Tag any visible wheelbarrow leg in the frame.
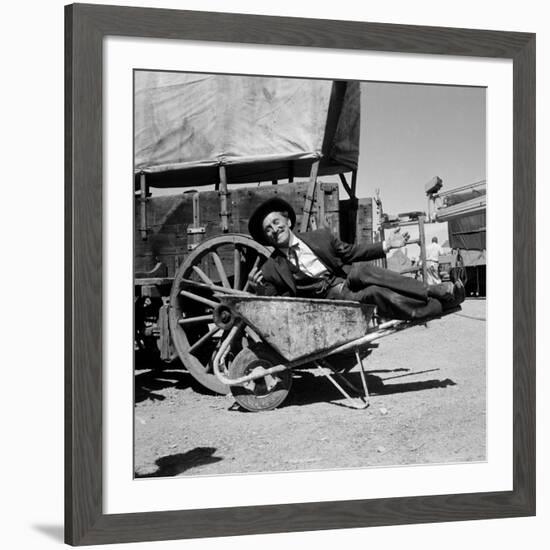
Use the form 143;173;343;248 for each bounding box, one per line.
355;349;371;403
318;359;365;396
315;359;369;410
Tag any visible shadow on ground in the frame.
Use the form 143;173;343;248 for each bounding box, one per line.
284;369;456;408
135;447;223;478
135;364;217;403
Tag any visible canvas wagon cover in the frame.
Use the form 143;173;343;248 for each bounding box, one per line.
134;71;359;187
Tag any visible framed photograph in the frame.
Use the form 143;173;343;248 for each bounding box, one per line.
65;3;535;546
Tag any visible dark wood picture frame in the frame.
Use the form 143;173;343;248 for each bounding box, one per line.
65;3;536;546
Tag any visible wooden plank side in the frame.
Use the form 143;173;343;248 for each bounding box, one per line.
158;304;173;361
135;181;341;279
356;198;374;244
134;193;195;276
315;181;340;234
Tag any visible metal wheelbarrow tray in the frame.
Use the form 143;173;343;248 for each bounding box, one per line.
218;295;375;362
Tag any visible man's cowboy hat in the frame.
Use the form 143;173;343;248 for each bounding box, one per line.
248;197;296;245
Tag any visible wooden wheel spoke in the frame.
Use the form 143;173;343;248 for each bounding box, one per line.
245;326;262;343
192;265;214;286
178;314;213;326
233;247;242;290
210;251;231;288
181;278;249;296
188;326;220;354
179;289;218;308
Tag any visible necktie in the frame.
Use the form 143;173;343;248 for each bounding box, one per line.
288;245;300;269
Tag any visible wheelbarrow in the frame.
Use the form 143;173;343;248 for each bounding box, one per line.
211;295;412;412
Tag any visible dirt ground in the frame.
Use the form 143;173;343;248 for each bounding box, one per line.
134;299;486;478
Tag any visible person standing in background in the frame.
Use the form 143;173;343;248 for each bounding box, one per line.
425;236;451;285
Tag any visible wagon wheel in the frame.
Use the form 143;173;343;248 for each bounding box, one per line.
169;234;270;394
229;343;292;412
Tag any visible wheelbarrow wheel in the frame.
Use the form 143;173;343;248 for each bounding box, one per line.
169;234;270;395
229;344;292;412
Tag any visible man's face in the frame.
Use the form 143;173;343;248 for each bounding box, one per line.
261;211;292;248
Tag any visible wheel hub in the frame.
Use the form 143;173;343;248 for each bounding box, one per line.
243;365;278;394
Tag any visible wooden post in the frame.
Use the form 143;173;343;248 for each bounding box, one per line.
185;192;205;252
158;304;172;361
375;189;387;269
218;165;229;233
318;183;326;229
351;169;358;198
418;215;428;283
299;159;320;232
338;173;353;198
192;192;200;227
139;172;148;240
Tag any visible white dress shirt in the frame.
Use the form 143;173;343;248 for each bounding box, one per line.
426;242;450;262
282;233;329;278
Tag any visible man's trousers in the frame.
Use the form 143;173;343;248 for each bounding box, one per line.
326;263;443;320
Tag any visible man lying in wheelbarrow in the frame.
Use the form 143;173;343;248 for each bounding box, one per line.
247;198;464;321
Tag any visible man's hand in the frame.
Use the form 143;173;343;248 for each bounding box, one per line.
247;266;264;292
384;227;410;251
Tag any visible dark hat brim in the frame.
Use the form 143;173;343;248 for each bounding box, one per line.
248;197;296;245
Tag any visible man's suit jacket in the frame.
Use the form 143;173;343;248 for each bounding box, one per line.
257;228;386;296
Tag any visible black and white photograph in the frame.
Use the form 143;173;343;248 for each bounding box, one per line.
133;70;487;478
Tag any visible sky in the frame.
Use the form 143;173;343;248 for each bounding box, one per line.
358;81;486;214
356;81;486;256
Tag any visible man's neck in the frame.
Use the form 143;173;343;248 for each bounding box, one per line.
278;231;298;253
